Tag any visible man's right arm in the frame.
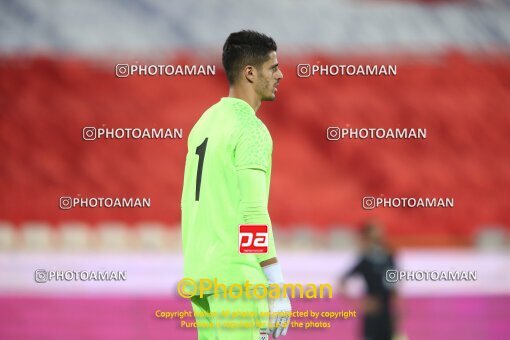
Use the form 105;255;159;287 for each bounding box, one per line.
237;168;277;263
237;168;290;338
234;121;290;338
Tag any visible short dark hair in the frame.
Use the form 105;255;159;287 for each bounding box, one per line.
222;30;277;85
360;220;379;237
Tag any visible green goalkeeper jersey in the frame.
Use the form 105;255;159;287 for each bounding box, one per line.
181;97;277;293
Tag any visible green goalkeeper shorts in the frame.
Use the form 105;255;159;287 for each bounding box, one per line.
190;293;269;340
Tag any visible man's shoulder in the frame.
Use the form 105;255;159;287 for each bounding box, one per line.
197;98;271;141
200;98;251;124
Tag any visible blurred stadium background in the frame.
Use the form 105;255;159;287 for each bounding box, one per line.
1;0;510;339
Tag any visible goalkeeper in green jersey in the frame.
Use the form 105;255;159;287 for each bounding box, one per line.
181;30;290;339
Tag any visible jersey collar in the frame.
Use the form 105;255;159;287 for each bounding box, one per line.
221;97;256;115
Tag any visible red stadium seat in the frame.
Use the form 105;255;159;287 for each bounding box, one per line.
1;54;509;245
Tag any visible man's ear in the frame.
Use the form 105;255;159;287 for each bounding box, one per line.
243;65;257;83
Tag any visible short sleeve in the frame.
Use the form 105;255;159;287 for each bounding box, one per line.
234;117;272;172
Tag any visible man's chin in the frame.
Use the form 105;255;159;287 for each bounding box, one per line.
261;93;277;101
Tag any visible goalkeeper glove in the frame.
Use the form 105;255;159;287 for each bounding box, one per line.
262;262;291;338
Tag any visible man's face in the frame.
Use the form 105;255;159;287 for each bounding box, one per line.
254;51;283;101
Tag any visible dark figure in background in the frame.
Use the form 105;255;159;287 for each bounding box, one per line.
340;222;398;340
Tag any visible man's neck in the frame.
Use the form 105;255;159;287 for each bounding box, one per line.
228;87;261;113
